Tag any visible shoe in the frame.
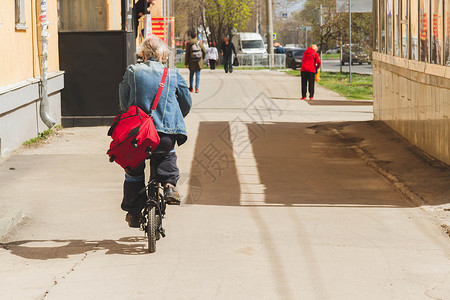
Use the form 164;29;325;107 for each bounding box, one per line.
301;97;307;100
189;87;193;92
195;89;199;93
230;70;233;73
125;213;141;228
164;184;181;205
309;97;314;100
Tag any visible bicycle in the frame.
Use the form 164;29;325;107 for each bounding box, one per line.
139;152;168;253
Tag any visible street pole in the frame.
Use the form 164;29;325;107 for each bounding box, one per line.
256;1;260;34
305;29;308;47
320;4;323;72
169;0;175;68
266;0;274;69
349;0;352;83
340;37;343;73
143;0;152;39
163;0;167;62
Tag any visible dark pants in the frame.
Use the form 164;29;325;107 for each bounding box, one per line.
121;134;179;214
209;59;216;70
301;71;316;98
189;70;200;90
223;56;233;73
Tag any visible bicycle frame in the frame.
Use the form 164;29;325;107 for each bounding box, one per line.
142;155;166;252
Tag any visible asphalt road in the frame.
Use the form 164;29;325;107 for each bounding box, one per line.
321;59;373;75
0;69;449;299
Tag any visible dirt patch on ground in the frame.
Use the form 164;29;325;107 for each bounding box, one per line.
22;127;66;150
0;127;66;165
313;121;450;237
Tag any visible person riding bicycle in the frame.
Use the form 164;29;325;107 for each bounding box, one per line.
119;35;192;228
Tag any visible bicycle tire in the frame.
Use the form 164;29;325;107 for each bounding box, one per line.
147;206;157;253
155;215;161;241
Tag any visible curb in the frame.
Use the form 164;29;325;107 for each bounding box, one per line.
0;208;24;238
332;126;450;238
330;128;426;207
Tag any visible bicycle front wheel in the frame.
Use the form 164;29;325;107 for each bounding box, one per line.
147;206;157;253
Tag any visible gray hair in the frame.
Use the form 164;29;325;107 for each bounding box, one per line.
138;35;172;61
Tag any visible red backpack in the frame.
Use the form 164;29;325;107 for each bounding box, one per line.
107;67;168;171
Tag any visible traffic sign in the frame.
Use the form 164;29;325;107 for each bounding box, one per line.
301;26;312;31
273;33;277;40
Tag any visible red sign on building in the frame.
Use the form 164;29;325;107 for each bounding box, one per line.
151;17;174;45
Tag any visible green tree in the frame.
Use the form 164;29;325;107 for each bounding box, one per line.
298;0;372;51
200;0;253;46
174;0;203;48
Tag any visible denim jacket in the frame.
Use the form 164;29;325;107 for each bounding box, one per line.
119;59;192;145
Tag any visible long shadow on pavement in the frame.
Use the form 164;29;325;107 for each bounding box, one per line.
1;236;149;259
185;121;450;207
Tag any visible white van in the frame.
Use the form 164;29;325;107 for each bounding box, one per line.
232;32;267;54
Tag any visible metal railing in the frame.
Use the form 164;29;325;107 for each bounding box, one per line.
176;53;185;64
175;53;287;69
234;54;286;69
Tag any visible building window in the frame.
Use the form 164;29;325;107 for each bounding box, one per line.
387;0;394;54
401;0;409;58
381;0;386;52
15;0;28;30
411;0;419;59
419;0;430;62
374;0;379;51
58;0;122;31
394;0;401;56
431;0;443;64
446;0;450;65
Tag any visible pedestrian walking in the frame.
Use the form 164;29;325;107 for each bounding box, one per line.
220;37;237;73
185;32;206;93
207;42;219;70
118;35;192;227
300;44;321;100
274;42;285;54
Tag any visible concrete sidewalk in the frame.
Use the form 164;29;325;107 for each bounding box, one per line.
0;69;449;299
0;207;23;237
1;68;447;238
0;69;364;238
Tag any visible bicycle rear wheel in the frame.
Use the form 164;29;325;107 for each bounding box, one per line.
147;206;157;253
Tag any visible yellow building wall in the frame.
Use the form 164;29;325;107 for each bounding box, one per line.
151;1;163;17
0;0;60;87
0;1;34;86
373;52;450;165
106;0;123;30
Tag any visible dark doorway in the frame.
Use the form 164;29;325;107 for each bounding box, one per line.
58;0;136;127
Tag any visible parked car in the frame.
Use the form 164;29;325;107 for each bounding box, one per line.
326;46;340;54
341;45;371;65
285;48;307;70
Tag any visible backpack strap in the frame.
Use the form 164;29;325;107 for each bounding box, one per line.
108;67;168;136
150;67;168;113
107;113;122;136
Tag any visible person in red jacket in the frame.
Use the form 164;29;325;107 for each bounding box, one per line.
300;44;321;100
